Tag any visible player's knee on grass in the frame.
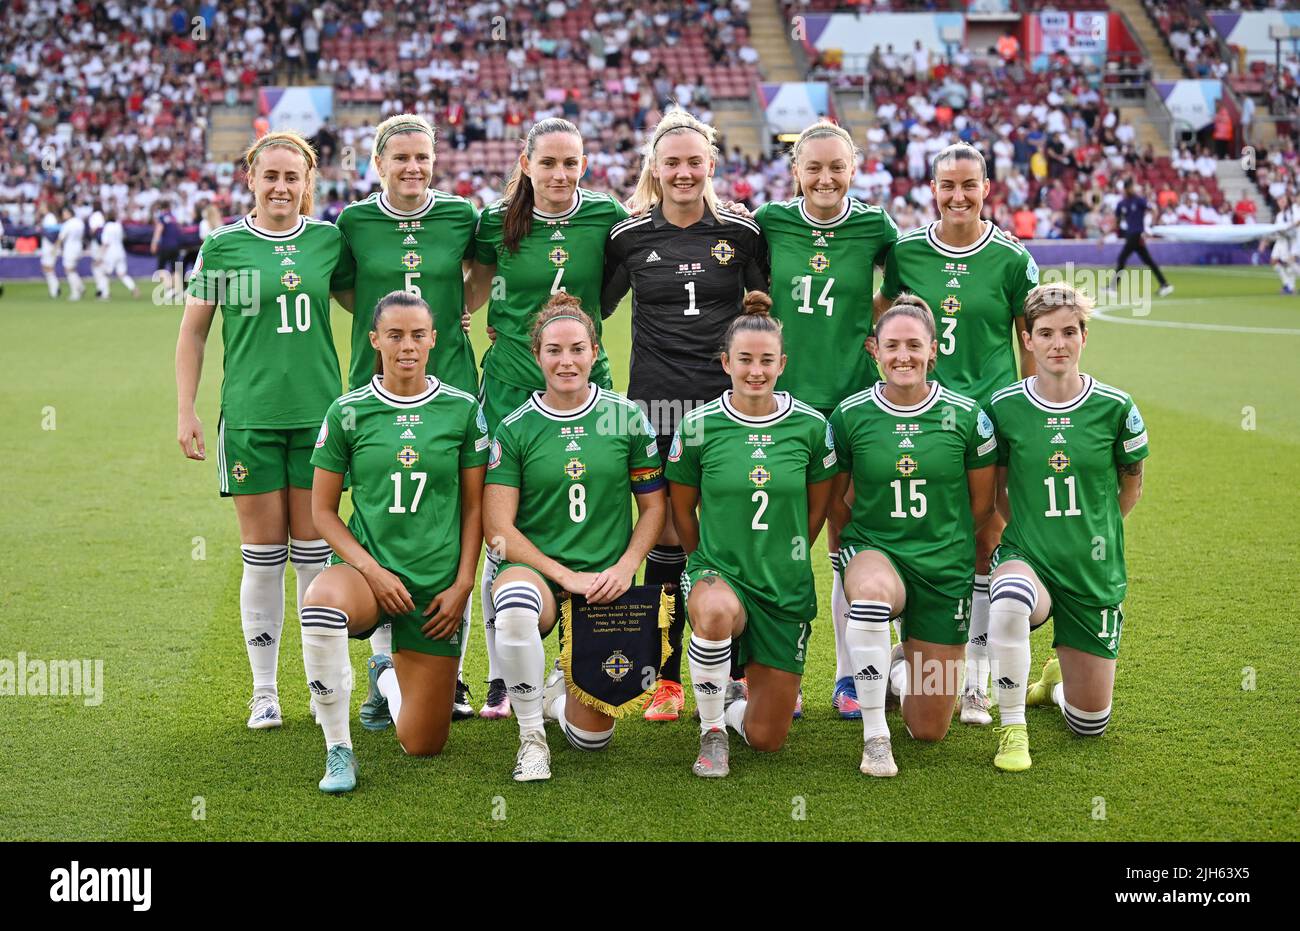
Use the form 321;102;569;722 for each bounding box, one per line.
742;715;791;753
397;726;449;757
903;701;953;743
1061;696;1111;737
560;709;614;751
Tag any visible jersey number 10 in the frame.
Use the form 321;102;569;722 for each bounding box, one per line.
276;293;311;333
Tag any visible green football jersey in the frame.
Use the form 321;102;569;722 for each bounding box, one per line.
334;190;479;393
666;391;838;625
880;221;1038;406
830;381;997;593
474;188;628;392
310;375;490;593
988;375;1150;605
755;196;898;410
485;385;664;573
187;216;346;429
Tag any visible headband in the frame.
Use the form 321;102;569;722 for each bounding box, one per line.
247;136;313;169
653;122;714;150
539;314;587;330
375;120;436;156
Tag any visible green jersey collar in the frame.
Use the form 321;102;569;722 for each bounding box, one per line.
370;374;442;408
720;390;793;426
529;382;599;420
925;220;994;258
870;381;941;416
1023;374;1095;413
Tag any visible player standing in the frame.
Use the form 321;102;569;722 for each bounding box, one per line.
1269;194;1300;295
303;291;488;792
828;296;997;776
57;207;86;302
668;308;836;776
466;118;630;720
755;120;900;720
333;113;482;718
482;296;666;781
985;283;1148;771
176;130;348;728
152;200;184;301
602;108;769;723
879;142;1038;725
95;211;139;298
87;204;106;301
40;208;61;299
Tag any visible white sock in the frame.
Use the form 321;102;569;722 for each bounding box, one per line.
1285;263;1298;290
300;606;351;748
92;265;108;297
889;647;907;700
371;623;392;657
965;573;991;693
377;667;402;727
120;273;137;292
291;538;341;691
240;544;288;695
687;635;731;732
560;702;614;751
45;270;59;297
724;697;749;744
1057;684;1112;737
847;600;892;740
493;581;546;736
829;552;853;681
482;552;502;682
67;269;84;298
988;575;1035;726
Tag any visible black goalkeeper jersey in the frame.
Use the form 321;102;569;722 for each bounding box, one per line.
602;204;768;438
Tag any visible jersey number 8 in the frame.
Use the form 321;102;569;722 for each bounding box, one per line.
568;483;586;522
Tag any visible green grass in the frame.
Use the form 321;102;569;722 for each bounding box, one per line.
1;268;1297;840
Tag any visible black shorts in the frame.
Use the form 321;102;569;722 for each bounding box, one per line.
157;249;180;270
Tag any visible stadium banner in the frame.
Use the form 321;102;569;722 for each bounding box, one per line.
1155;80;1223;132
1208;10;1300;64
558;585;672;718
1025;11;1108;70
759;83;834;136
1150;222;1285;245
258;87;334;138
800;13;965;58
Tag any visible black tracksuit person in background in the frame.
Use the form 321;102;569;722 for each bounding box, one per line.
1113;181;1173;297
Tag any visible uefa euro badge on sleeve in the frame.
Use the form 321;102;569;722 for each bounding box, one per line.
558;584;673;718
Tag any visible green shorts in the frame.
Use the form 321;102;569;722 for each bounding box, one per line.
478;375;535;438
326;555;468;658
839;544;971;646
992;545;1124;660
682;567;811;676
217;415;316;496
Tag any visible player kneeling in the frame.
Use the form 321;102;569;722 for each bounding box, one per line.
667;307;835;777
985;283;1148;771
482;295;666;782
828;296;997;776
303;292;489;792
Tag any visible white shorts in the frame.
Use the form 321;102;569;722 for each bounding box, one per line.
40;241;58;266
1272;239;1294;264
102;250;127;277
62;249;83;270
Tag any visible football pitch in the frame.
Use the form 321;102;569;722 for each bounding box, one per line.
1;267;1297;841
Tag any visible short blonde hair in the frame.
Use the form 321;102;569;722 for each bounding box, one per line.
627;108;721;219
1023;283;1093;331
789;121;859;197
371;113;437;188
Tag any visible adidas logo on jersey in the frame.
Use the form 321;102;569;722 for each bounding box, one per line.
645;250;661;263
565;439;581;452
400;428;416;439
813;235;828;247
1050;432;1066;444
550;229;565;241
898;437;914;449
855;666;883;682
246;632;274;647
751;447;766;459
946;277;960;288
281;256;295;266
402;234;417;245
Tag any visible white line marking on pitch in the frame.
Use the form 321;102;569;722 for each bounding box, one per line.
1093;303;1300;335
